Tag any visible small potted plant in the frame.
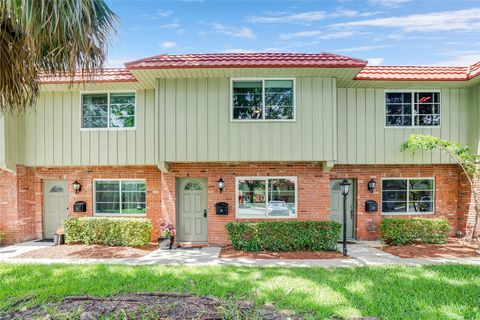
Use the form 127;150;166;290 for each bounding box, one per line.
158;223;175;250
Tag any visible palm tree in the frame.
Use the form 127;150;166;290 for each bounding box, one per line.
0;0;118;114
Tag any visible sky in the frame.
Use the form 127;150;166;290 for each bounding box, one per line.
105;0;480;67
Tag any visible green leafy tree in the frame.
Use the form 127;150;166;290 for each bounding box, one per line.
0;0;118;114
401;134;480;240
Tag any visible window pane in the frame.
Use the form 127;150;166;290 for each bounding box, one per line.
95;181;119;191
232;81;263;120
386;92;411;104
382;201;407;213
122;191;146;203
121;181;146;191
267;178;296;216
265;80;294;120
96;191;120;203
382;180;407;190
414;92;440;126
237;179;266;217
382;190;407;201
110;93;135;128
409;201;433;212
122;203;146;214
82;94;108;128
96;203;120;214
409;190;433;201
409;179;434;190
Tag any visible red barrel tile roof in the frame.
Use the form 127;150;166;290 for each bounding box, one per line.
39;68;136;84
355;62;480;81
125;52;368;69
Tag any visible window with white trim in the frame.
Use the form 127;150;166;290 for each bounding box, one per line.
382;178;434;214
82;93;135;129
236;177;296;218
94;180;146;215
232;79;295;120
385;91;440;127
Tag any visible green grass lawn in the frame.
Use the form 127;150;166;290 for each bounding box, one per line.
1;263;479;319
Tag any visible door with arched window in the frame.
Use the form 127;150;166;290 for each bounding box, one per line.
330;179;355;239
177;178;208;242
43;180;68;239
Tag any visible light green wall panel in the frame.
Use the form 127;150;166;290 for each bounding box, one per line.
336;88;470;164
468;85;480;154
157;77;337;162
22;89;156;166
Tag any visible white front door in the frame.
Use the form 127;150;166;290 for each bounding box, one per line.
330;179;355;239
43;180;68;239
177;178;208;242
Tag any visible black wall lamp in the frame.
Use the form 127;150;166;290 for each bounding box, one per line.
367;179;376;193
72;180;82;194
217;177;225;193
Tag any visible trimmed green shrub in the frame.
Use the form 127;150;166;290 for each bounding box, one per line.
65;217;152;247
225;221;341;252
381;218;450;246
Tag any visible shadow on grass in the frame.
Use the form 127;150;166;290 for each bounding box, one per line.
0;264;479;319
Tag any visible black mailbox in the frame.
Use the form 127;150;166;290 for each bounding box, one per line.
365;200;378;212
73;201;87;212
215;202;229;215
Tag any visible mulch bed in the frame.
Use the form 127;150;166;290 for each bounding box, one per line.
16;244;157;259
1;292;300;320
380;238;480;258
219;246;345;259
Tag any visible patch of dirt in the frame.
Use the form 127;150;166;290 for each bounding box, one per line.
380;238;480;258
1;292;300;320
219;246;346;259
16;244;157;259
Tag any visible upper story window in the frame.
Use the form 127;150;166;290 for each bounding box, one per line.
81;92;136;129
231;79;295;121
385;91;440;127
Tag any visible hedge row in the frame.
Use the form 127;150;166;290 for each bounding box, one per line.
65;217;152;247
381;218;450;245
225;221;341;252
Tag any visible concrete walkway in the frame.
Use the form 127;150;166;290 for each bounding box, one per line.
1;240;480;267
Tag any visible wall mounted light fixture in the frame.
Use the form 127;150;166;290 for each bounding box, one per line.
217;177;225;193
367;179;376;193
72;180;82;194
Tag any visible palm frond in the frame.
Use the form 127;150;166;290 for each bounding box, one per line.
0;0;118;114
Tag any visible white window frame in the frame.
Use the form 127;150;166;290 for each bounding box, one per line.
93;179;146;217
381;177;435;215
384;90;441;129
230;78;296;122
235;176;298;219
80;91;137;131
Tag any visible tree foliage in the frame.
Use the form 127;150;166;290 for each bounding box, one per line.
0;0;118;114
402;134;480;239
401;134;480;176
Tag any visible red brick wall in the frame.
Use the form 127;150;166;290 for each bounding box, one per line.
1;162;472;245
457;172;480;238
331;164;462;240
162;162;329;245
0;168;19;244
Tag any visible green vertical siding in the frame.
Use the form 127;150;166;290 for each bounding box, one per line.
157;77;337;162
22;89;156;166
336;88;470;164
468;85;480;153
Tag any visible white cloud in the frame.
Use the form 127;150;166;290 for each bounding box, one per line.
159;23;181;29
367;57;384;66
331;8;480;32
208;23;255;39
368;0;413;8
247;9;378;24
160;41;177;49
337;45;389;52
156;10;173;18
433;50;480;66
247;11;327;24
280;30;357;40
